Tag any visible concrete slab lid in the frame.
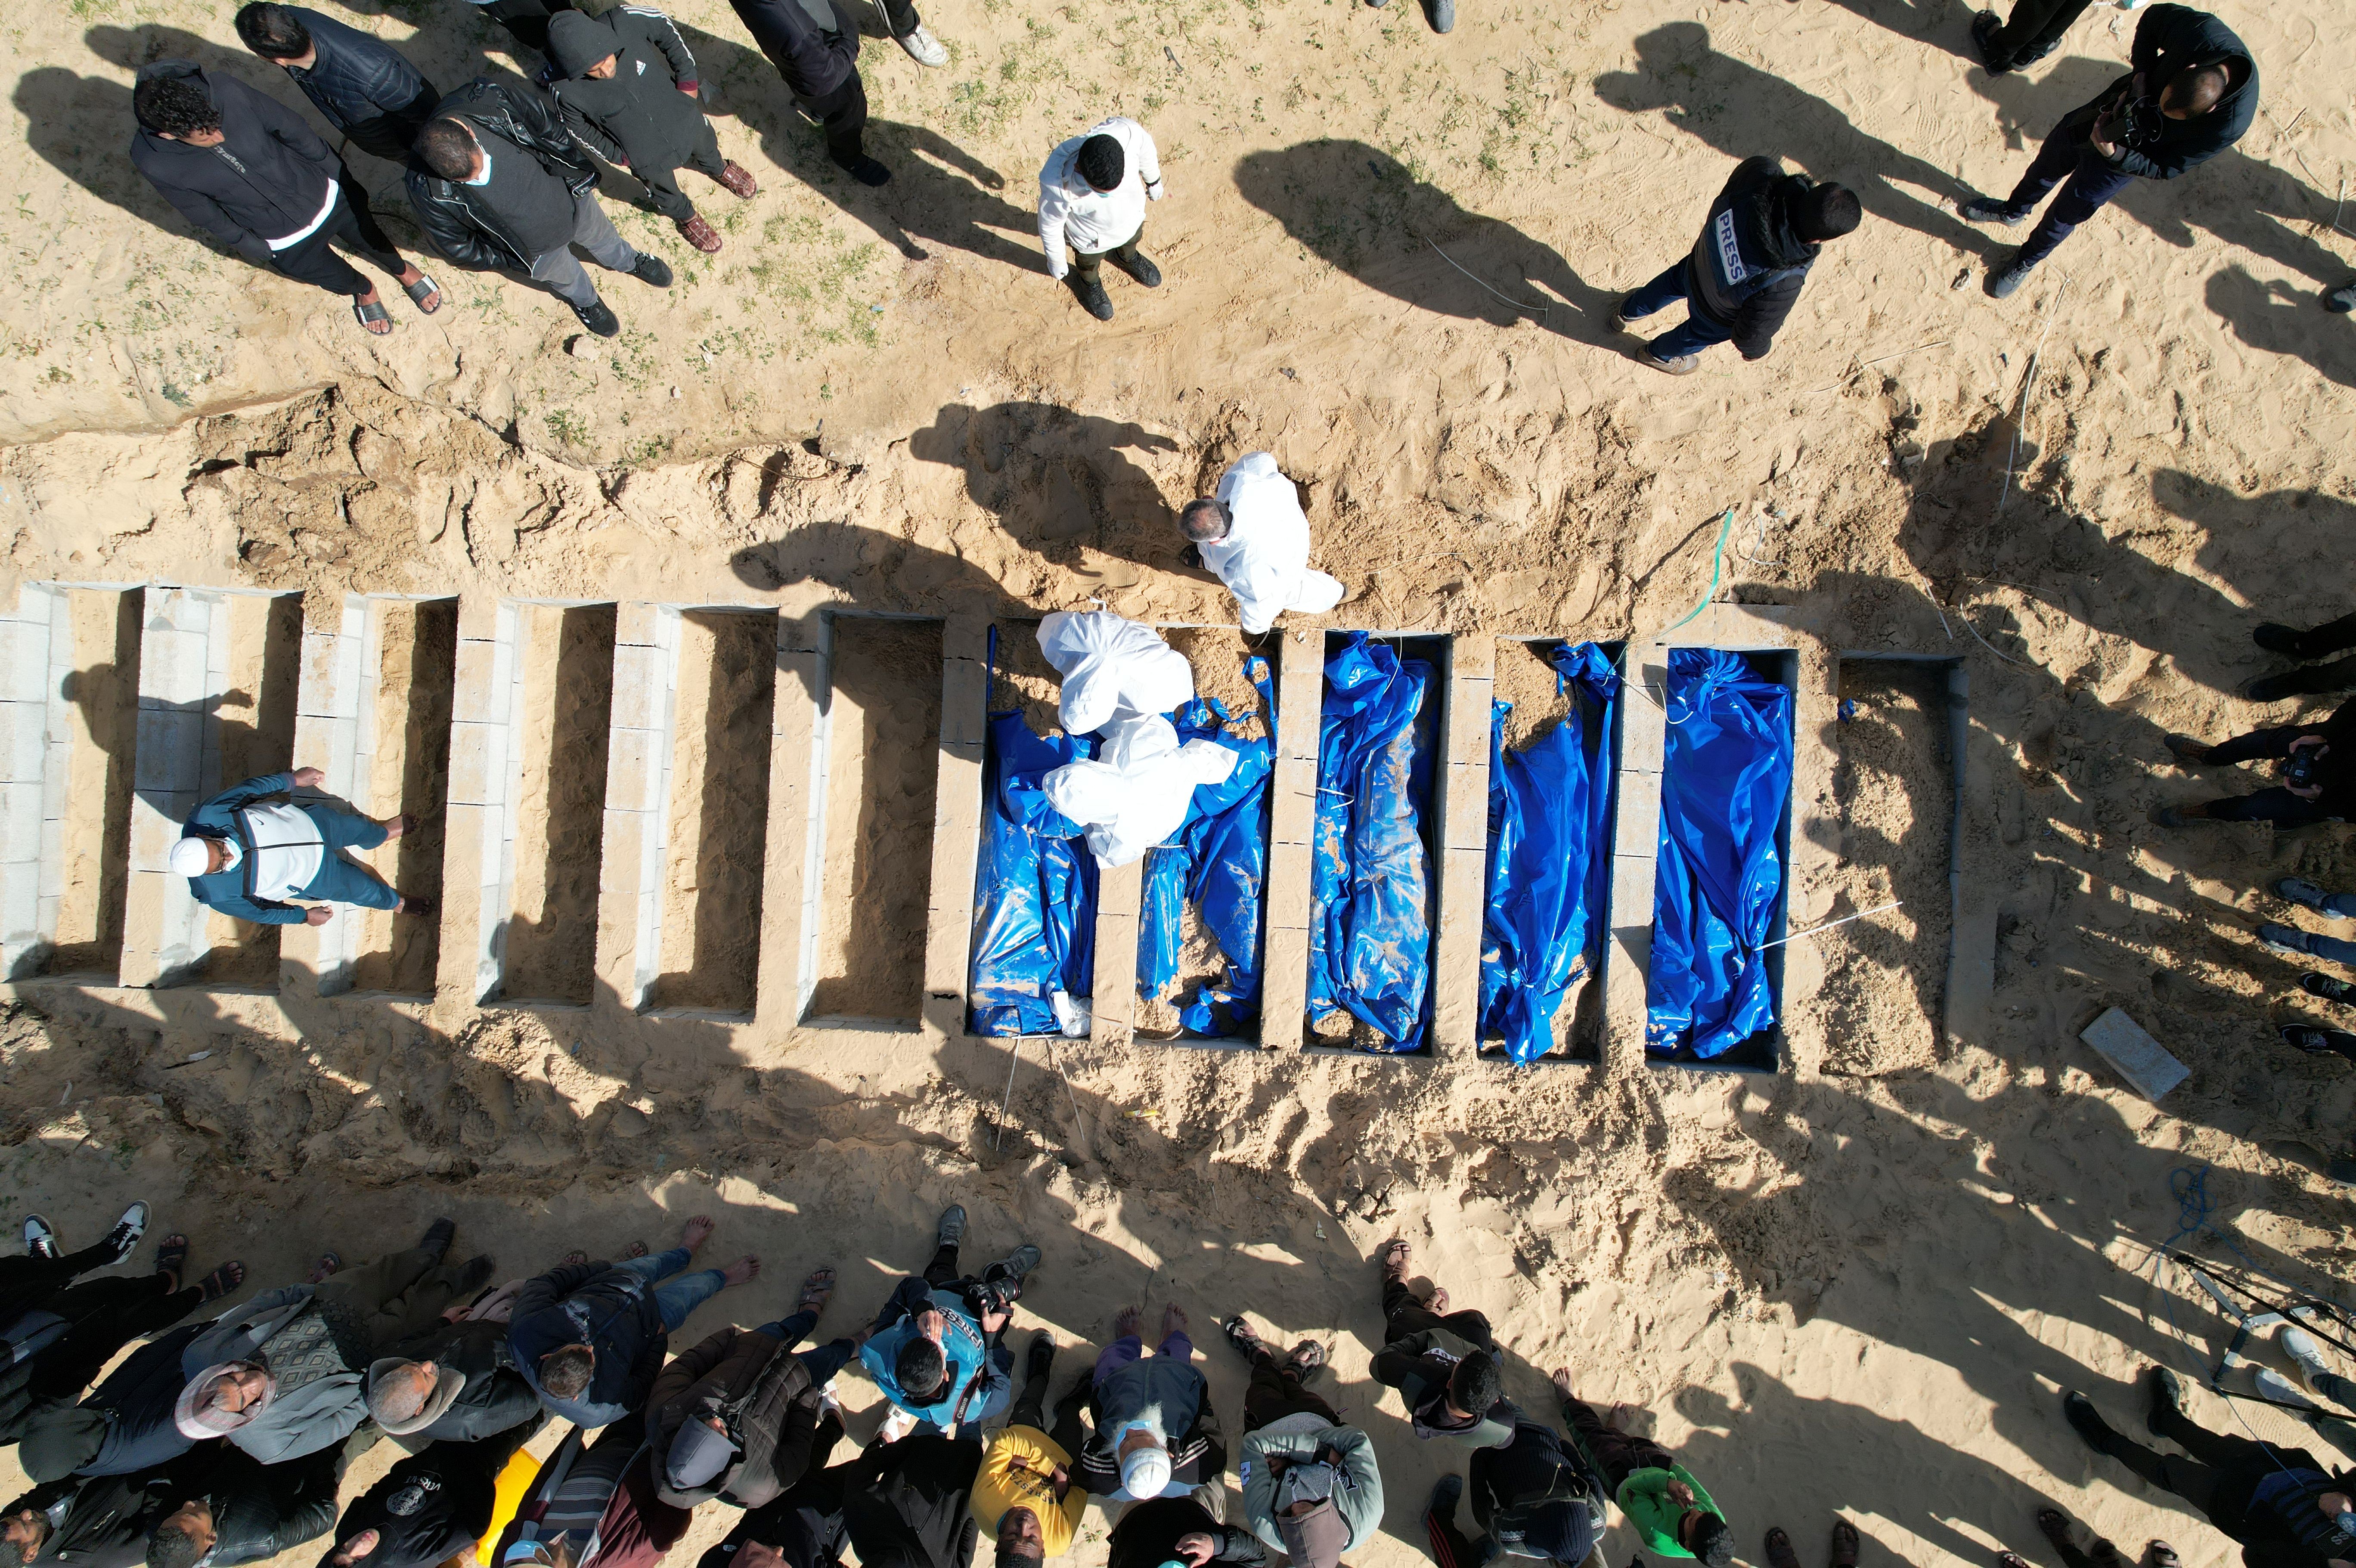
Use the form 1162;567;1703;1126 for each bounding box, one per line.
2079;1006;2190;1102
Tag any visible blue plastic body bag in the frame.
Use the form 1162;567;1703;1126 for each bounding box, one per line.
968;710;1099;1036
1480;642;1621;1063
1308;633;1439;1050
1644;647;1793;1060
1137;659;1277;1038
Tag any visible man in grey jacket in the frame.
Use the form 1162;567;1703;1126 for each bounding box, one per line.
544;7;756;253
128;61;440;335
1240;1420;1382;1568
407;78;673;339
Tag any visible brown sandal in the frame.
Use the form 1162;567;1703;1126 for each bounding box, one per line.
1380;1239;1410;1281
1764;1528;1802;1568
799;1266;837;1313
1831;1519;1860;1568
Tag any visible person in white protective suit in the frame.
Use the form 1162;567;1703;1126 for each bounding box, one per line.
1044;714;1236;868
1178;452;1347;637
1035;610;1195;737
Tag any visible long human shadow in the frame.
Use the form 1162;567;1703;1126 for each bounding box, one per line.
1593;22;1987;256
905;401;1187;578
2145;471;2356;668
2205;266;2356;391
16;68;183;234
1232;139;1621;343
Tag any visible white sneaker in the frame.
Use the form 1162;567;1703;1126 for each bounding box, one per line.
878;1407;918;1444
896;23;947;65
2257;1366;2318;1409
2280;1323;2334;1384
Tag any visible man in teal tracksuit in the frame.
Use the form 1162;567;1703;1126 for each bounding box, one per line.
167;768;430;926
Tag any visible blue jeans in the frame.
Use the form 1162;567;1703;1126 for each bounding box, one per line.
1621;262;1735;360
296;806;399;910
614;1248;725;1330
2000;118;2136;271
757;1308;859;1385
2305;929;2356;967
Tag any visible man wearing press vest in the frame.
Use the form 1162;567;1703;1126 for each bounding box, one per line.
167;767;431;927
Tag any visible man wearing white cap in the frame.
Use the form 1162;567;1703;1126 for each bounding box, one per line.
1070;1305;1213;1503
167;767;431;926
1179;454;1347;637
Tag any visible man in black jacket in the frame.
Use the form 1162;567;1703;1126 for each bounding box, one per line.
365;1316;540;1451
727;0;887;186
1960;3;2256;299
128;61;440;335
1968;0;2093;75
1612;155;1861;375
406;79;673;340
545;8;757;254
2158;696;2356;828
141;1445;340;1568
3;1452;209;1568
233;5;438;163
318;1425;542;1568
1425;1419;1606;1568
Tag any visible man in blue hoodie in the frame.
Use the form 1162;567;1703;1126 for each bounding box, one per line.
1612;155;1862;375
1959;3;2256;299
167;768;429;929
858;1206;1037;1437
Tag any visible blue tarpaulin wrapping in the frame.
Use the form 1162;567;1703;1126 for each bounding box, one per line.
968;710;1099;1037
1480;642;1621;1064
1309;633;1439;1051
1137;659;1277;1038
1645;647;1793;1060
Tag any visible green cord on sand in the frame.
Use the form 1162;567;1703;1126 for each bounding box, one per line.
1664;507;1734;634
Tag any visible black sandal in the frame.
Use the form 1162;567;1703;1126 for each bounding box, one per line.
403;273;442;313
798;1266;837;1314
198;1261;245;1302
154;1233;190;1293
353;296;392;335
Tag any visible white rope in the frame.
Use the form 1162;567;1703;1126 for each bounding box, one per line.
1420;236;1552;316
1760;900;1904;950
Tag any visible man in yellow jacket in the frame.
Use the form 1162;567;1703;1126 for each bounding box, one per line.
971;1335;1088;1563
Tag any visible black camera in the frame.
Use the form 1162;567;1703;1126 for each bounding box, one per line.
2113;95;2164;147
2285;751;2321;790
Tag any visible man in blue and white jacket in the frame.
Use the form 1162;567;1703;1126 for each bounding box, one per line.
859;1205;1035;1437
167;768;427;929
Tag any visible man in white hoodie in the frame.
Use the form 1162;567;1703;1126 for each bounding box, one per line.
1180;453;1348;637
1037;115;1162;321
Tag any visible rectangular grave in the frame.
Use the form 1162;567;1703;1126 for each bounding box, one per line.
484;602;617;1007
1808;654;1966;1072
3;585;141;982
1643;646;1798;1073
1476;637;1626;1066
1304;631;1451;1057
801;614;942;1029
640;608;778;1016
125;586;323;991
342;598;458;997
1137;625;1277;1048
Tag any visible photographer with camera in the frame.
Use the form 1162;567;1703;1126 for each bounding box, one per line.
856;1205;1035;1438
2155;698;2356;829
1957;2;2255;300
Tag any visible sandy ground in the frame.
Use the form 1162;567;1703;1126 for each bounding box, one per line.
502;603;617;1005
650;611;776;1013
6;0;2356;1559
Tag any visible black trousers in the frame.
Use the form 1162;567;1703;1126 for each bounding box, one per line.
271;179;406;297
23;1273;202;1403
638;132;729;221
876;0;922;38
1379;1275;1495;1351
2195;725;2340;826
479;0;574;53
2081;1401;2282;1527
1069;224;1145;285
337;91;438;163
1562;1395;1676;1497
1980;0;2092;70
2260;613;2356;698
795;71;869;169
1242;1351;1339;1433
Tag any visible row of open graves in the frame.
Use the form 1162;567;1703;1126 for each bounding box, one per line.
0;582;1968;1072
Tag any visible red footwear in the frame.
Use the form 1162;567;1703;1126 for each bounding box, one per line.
716;160;758;198
677;214;722;253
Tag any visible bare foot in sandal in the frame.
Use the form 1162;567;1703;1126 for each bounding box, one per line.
197;1261;245;1302
561;1250;589;1266
798;1267;837;1314
154;1233;191;1293
309;1251;344;1283
682;1215;716;1252
2148;1543;2180;1568
1380;1239;1410;1281
1830;1519;1860;1568
1764;1527;1801;1568
620;1240;649;1260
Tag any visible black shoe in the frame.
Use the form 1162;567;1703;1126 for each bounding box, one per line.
1987;255;2035;298
1023;1330;1054;1385
1968;11;2012;71
2327;281;2356;314
1070;276;1115;321
629;254;673;288
2252;623;2313;657
1178;542;1203;570
834;155;891;187
572;299;620;338
102;1201;151;1263
22;1215;56;1261
1959;195;2027;226
2244;666;2344;702
2282;1024;2356;1057
2147;1365;2185;1433
2063;1391;2114;1453
936;1204;967;1250
2163;734;2213;764
1222;1314;1269;1361
421;1218;457;1261
452;1253;496;1294
1113;251;1162;288
2301;973;2356;1006
1427;1474;1465;1527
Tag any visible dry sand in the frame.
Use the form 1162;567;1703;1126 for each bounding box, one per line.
6;0;2356;1560
502;603;617;1005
